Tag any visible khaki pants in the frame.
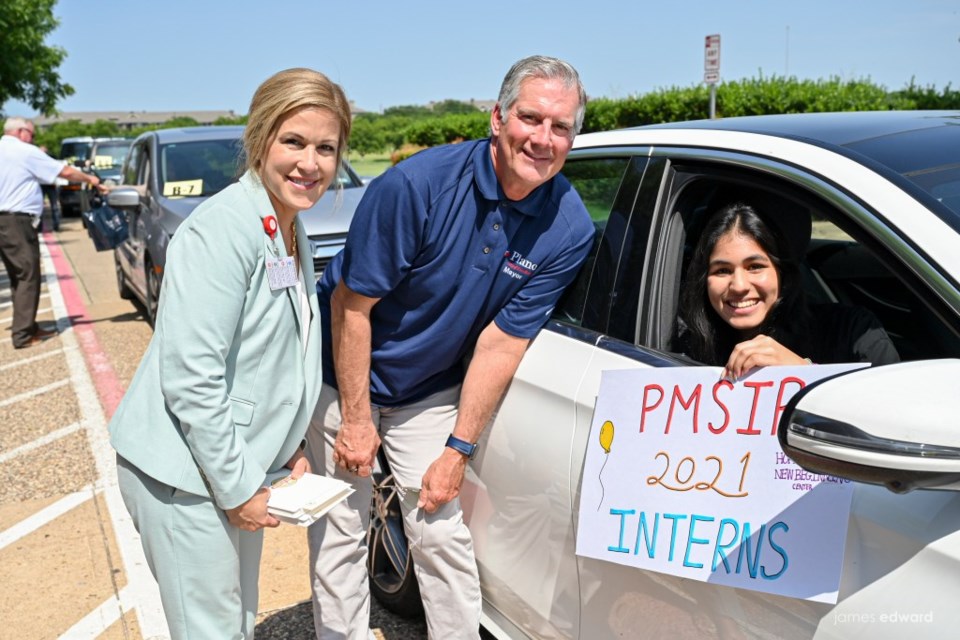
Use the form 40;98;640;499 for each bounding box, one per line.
305;383;481;640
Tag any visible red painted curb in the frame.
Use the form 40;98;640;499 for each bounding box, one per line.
44;230;126;419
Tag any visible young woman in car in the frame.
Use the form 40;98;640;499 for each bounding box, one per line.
675;202;899;380
108;68;351;639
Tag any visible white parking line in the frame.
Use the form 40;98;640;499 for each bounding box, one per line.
0;379;70;409
0;291;48;309
0;422;82;464
40;241;169;638
0;486;93;552
1;306;51;325
58;585;136;639
0;346;73;372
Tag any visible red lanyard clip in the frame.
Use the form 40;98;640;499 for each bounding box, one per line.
263;215;278;240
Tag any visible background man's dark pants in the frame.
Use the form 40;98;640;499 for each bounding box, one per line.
41;184;60;231
0;214;42;347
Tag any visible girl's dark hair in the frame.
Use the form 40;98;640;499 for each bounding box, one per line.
676;202;810;365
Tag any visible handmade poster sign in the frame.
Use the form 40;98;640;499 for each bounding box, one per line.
576;364;864;603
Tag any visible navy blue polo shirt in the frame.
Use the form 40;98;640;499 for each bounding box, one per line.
317;138;593;406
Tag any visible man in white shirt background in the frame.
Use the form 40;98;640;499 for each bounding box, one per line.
0;116;102;349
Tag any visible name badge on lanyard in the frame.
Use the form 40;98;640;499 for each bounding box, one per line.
266;256;298;290
263;214;298;290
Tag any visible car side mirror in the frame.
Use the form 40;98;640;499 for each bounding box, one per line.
107;187;140;210
778;359;960;493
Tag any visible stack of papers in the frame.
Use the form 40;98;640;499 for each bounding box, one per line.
266;472;354;526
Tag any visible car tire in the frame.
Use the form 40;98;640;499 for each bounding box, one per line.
144;258;161;328
367;460;424;619
115;255;133;300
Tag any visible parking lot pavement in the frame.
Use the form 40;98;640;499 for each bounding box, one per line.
0;216;428;640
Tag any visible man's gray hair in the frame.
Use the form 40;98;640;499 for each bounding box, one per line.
496;55;587;135
3;116;32;134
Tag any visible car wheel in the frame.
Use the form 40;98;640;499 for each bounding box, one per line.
114;255;133;300
144;258;161;328
367;459;424;619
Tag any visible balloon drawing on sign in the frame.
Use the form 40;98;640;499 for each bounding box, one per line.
597;420;614;511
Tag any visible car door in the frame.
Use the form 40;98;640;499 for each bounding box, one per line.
573;145;960;639
115;139;148;300
465;153;646;639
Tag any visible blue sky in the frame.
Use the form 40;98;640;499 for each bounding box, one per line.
6;0;959;117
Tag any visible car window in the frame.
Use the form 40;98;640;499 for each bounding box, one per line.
804;212;960;361
139;152;151;191
92;141;131;170
159;139;241;198
552;156;639;329
60;140;92;163
645;164;960;363
123;143;142;186
337;162;363;189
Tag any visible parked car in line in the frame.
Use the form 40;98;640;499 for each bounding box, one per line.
88;137;133;185
368;111;960;639
57;135;95;216
107;125;366;326
58;135;95;165
57;136;130;215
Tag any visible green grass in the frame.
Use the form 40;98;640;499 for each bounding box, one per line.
347;152;392;179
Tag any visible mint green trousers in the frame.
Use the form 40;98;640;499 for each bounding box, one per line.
116;455;263;640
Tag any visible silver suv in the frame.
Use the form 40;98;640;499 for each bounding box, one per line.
107;125;366;326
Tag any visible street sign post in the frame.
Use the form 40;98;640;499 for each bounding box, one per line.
704;33;721;118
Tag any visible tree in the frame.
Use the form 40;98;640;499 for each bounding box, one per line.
383;104;432;118
0;0;74;116
162;116;201;128
348;117;387;157
431;99;480;115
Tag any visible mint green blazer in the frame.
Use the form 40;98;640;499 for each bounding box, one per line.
110;171;323;509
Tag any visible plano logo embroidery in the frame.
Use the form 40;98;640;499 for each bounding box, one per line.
502;250;539;280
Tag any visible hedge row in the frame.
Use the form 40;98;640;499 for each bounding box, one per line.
581;76;960;132
36;76;960;159
352;76;960;155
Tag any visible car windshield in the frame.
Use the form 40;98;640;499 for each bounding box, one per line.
60;141;92;163
905;164;960;219
159;139;241;198
337;162;363;189
92;142;130;170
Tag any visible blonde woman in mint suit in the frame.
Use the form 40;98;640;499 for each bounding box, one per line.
109;68;351;640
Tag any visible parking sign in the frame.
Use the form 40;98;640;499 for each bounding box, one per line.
705;34;720;84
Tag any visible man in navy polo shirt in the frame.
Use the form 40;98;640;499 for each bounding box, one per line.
305;56;593;639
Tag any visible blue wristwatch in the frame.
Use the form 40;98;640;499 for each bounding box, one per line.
445;434;478;459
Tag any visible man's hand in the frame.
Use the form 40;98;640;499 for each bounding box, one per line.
332;420;380;477
417;448;468;513
329;281;382;477
285;448;311;479
224;487;280;531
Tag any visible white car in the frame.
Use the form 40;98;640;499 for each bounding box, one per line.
368;111;960;639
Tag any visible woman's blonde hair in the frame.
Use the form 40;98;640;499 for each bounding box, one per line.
242;68;352;177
